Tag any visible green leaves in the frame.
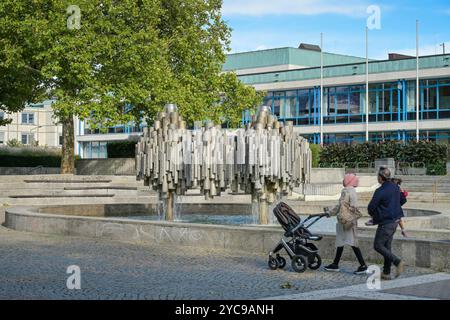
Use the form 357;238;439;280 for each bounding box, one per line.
319;141;448;174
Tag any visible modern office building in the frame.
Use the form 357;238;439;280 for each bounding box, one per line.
73;44;450;158
0;100;63;147
226;45;450;145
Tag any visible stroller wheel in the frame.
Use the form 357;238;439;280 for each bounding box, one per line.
308;254;322;270
268;256;279;270
276;255;286;269
291;255;307;273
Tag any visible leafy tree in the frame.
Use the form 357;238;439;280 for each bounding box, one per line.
0;3;44;126
0;0;262;173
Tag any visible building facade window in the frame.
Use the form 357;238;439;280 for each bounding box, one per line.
251;77;450;127
81;141;108;159
0;132;4;144
21;112;35;124
21;133;34;145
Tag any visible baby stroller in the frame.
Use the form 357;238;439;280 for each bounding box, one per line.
268;202;328;273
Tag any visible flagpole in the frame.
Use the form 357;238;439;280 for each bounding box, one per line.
320;32;324;146
365;26;369;142
416;20;420;142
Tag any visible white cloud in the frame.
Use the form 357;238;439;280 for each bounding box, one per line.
222;0;369;17
255;45;269;51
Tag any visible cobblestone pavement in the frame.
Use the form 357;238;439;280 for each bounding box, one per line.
0;225;444;300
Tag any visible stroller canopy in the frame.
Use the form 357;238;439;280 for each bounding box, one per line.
273;202;301;232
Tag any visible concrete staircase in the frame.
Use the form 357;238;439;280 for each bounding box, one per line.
396;175;450;193
0;175;156;206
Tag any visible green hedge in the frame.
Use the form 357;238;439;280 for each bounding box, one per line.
0;147;62;167
309;144;322;168
107;141;137;158
319;141;448;175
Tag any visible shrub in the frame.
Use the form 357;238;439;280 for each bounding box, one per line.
6;139;23;147
426;162;447;175
0;146;62;167
319;141;448;175
107;140;137;158
309;144;322;168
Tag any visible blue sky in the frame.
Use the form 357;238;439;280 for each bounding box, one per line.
222;0;450;59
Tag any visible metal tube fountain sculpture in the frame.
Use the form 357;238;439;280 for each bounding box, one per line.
136;104;311;224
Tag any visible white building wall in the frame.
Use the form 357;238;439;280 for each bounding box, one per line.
0;102;62;147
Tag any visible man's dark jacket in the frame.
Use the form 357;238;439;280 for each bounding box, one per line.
368;181;406;225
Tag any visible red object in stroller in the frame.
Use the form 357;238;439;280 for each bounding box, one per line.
268;202;328;273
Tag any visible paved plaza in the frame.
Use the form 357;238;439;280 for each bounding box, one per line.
0;222;449;300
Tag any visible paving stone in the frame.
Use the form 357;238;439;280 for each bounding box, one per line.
381;280;450;299
0;225;437;300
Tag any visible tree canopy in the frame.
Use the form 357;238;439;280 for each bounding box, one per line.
0;0;263;171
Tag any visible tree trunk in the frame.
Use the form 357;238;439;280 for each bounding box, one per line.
61;114;75;174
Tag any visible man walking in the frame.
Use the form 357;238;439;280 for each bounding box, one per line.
368;167;406;280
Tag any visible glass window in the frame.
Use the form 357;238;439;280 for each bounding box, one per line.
380;86;390;112
59;135;63;145
422;86;438;110
368;86;377;114
439;84;450;109
284;91;297;118
392;89;401;113
21;133;34;145
0;132;4;144
298;91;310;116
336;94;348;114
99;142;107;158
406;81;416;112
91;142;100;159
21;112;35;124
349;92;361;114
273;92;284;117
82;142;92;159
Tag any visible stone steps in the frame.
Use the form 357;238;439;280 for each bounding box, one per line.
8;194;115;199
0;195;156;206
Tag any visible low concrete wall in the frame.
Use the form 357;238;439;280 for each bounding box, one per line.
5;206;449;272
310;168;345;184
38;203;252;216
0;167;60;175
76;158;135;176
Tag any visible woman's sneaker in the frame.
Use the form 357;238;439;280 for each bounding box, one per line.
354;265;368;275
324;264;340;272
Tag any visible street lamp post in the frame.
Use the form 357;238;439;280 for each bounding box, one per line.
30;125;43;145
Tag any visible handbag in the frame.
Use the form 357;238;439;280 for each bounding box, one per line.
337;197;363;230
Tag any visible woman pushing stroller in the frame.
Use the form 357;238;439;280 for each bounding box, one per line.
323;173;368;275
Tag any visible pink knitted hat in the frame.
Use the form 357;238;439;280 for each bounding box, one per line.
343;174;359;188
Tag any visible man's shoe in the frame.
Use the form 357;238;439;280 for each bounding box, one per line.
324;264;340;272
354;265;368;275
381;273;391;281
395;261;405;278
